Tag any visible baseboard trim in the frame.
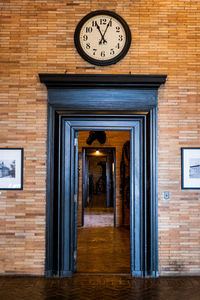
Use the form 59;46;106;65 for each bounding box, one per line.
59;271;73;277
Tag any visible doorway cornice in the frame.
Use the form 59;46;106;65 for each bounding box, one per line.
39;74;167;89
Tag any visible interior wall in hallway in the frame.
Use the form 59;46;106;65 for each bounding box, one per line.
78;131;130;227
87;155;107;194
0;0;199;275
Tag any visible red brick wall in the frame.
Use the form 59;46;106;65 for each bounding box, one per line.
0;0;199;275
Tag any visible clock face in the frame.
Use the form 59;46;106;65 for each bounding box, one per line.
74;11;131;66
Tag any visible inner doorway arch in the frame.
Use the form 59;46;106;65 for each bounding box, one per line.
39;74;167;277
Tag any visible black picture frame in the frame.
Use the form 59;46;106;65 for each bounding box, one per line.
181;147;200;189
0;148;23;190
74;10;132;66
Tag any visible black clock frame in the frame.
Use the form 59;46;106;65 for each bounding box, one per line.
74;10;132;66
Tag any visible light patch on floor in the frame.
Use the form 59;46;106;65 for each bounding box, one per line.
84;213;114;227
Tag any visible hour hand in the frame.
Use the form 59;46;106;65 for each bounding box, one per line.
95;23;107;44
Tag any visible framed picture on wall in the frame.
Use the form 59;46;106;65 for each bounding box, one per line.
0;148;23;190
181;148;200;189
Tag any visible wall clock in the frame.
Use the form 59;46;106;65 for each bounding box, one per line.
74;10;131;66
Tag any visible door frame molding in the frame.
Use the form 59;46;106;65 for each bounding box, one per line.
39;74;167;277
66;119;143;277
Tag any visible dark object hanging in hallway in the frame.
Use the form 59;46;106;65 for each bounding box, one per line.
86;131;106;145
120;141;130;226
96;161;107;193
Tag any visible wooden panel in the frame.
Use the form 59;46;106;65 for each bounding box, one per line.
39;74;166;111
48;89;157;111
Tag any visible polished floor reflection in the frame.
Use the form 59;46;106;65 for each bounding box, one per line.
77;227;130;273
84;207;114;227
0;276;200;300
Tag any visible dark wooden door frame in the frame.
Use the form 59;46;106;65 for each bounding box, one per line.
39;74;167;278
66;119;142;277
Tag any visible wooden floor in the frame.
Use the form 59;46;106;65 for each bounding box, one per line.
0;275;200;300
77;226;130;273
1;222;199;299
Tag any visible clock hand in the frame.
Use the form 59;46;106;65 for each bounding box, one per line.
99;18;112;44
95;23;107;44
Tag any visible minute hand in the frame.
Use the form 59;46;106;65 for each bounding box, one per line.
99;18;112;44
96;24;107;44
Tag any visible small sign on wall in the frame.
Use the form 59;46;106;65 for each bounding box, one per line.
0;148;23;190
181;148;200;189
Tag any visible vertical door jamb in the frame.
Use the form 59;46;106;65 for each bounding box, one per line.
113;148;116;227
72;130;79;271
68;120;143;277
82;148;86;227
129;120;144;277
106;153;112;208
